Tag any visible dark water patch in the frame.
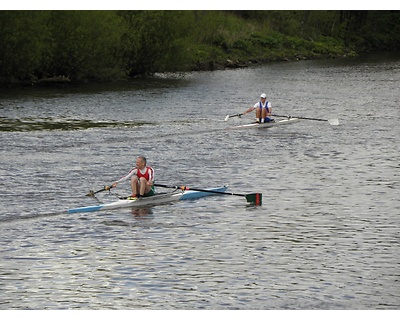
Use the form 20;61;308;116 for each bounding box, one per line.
0;117;155;132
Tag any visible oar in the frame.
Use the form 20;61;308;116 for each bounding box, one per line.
86;185;113;197
273;114;339;125
154;183;262;205
224;113;243;121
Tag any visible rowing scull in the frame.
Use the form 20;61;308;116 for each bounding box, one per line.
228;117;301;130
68;186;228;213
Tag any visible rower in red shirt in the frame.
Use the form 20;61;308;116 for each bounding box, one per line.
112;156;155;200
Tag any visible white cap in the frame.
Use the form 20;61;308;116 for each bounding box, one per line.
260;93;266;98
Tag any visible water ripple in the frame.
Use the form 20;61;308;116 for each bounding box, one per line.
1;54;399;309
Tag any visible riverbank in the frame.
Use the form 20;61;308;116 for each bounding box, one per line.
2;50;376;88
1;11;399;88
189;42;358;72
190;28;360;71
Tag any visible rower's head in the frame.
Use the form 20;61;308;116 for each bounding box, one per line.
260;93;267;101
136;156;147;169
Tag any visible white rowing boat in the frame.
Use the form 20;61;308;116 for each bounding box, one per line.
228;117;301;130
68;186;228;213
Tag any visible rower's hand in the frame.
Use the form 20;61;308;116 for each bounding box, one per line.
111;182;117;188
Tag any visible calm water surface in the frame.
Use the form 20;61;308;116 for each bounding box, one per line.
0;53;399;309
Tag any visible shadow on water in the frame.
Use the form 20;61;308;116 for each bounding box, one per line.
0;207;154;226
0;210;67;224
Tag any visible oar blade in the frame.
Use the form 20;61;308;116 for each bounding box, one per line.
328;118;339;126
224;113;243;121
86;190;96;197
86;185;112;197
245;193;262;205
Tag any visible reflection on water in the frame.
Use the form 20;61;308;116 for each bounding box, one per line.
0;53;399;309
130;207;154;218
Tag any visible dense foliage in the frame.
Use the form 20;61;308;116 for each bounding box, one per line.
1;10;399;86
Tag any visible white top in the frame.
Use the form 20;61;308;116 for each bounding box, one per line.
253;101;271;110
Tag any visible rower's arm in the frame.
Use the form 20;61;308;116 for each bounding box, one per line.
243;106;255;115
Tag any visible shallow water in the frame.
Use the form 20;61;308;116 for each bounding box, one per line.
0;53;399;309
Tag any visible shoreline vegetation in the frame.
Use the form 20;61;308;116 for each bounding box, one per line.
1;10;399;88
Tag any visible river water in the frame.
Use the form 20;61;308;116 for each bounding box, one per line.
0;53;399;310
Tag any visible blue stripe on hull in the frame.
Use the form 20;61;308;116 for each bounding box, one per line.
67;204;104;213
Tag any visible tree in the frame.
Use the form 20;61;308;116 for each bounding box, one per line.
119;11;189;76
47;11;124;81
0;11;51;84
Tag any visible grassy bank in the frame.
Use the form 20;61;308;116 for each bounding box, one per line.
187;29;353;72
